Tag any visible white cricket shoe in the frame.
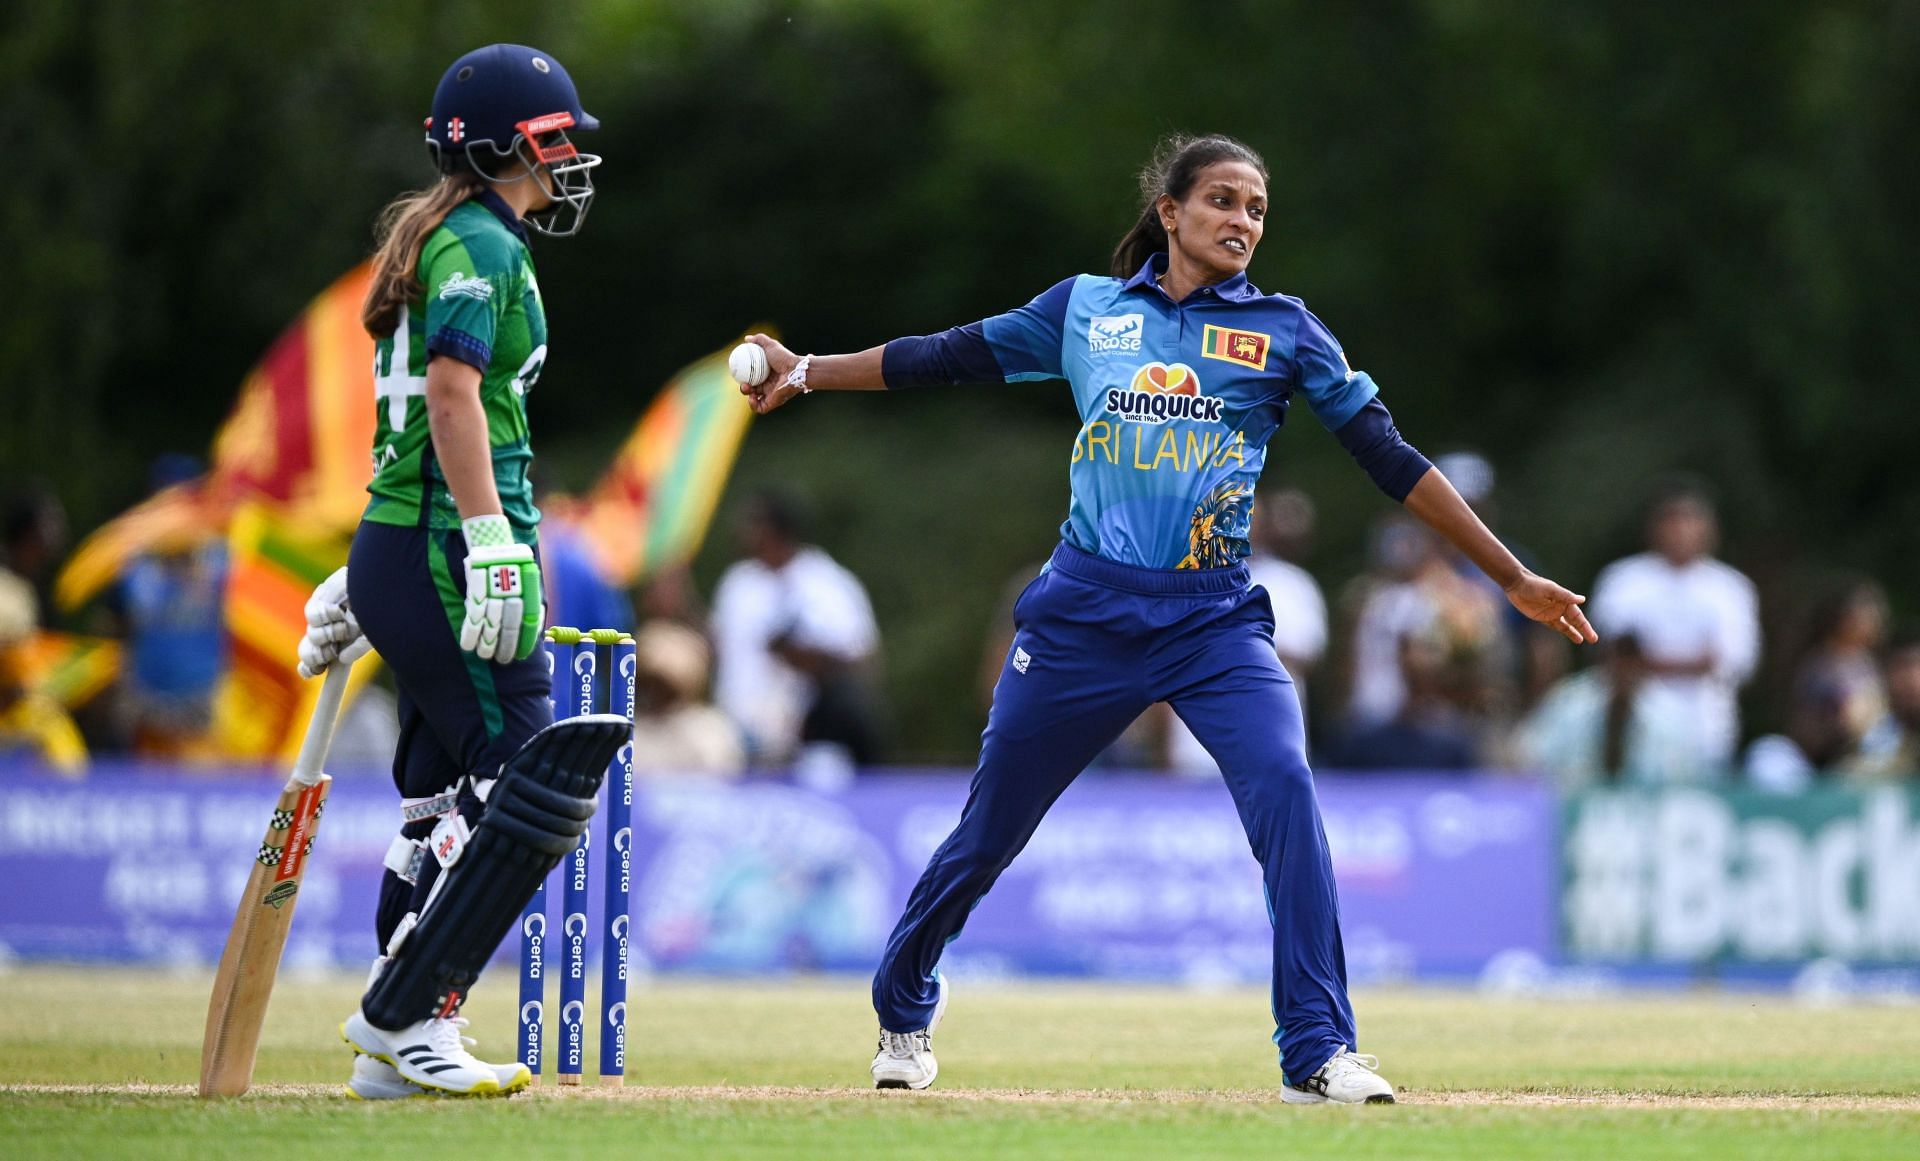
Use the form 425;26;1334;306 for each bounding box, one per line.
342;1010;531;1097
1281;1046;1396;1105
345;1053;427;1100
344;1018;529;1099
871;973;949;1090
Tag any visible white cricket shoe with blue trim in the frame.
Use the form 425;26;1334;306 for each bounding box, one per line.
342;1011;530;1097
871;973;949;1090
345;1018;528;1099
1281;1046;1396;1104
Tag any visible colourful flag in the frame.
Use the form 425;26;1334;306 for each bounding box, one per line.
56;266;375;610
208;503;377;763
14;631;122;708
545;341;757;586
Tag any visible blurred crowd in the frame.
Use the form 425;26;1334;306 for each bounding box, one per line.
4;456;1915;795
1165;459;1916;795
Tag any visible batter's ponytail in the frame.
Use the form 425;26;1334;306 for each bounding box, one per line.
362;172;487;337
1109;134;1270;279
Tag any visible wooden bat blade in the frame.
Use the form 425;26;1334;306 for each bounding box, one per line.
199;661;351;1098
198;773;331;1097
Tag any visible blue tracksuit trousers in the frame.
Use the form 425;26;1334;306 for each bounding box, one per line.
871;541;1356;1083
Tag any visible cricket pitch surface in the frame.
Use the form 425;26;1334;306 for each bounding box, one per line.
4;968;1916;1159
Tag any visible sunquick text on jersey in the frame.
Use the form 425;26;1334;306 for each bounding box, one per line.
1104;389;1227;424
1103;362;1226;425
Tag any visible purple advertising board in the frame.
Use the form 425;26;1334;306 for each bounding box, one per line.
0;763;1553;983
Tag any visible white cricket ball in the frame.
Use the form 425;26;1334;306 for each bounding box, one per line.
728;342;769;387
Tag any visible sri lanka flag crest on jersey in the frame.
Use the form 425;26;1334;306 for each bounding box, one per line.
1200;325;1270;371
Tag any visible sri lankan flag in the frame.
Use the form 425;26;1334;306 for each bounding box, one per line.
544;339;757;586
1199;324;1271;372
208;503;378;763
56;266;375;610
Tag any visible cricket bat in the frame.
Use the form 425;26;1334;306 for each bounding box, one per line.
198;662;353;1097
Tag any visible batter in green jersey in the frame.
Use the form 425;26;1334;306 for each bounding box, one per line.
365;199;547;534
291;43;606;1101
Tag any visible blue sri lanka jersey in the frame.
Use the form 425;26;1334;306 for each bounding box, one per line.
883;254;1387;569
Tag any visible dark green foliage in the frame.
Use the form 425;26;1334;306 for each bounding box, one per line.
4;0;1914;757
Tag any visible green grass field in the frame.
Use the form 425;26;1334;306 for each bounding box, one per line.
3;967;1917;1159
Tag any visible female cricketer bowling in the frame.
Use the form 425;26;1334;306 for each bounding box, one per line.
739;134;1598;1104
296;44;603;1099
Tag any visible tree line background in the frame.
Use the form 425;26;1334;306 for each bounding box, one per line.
4;0;1916;760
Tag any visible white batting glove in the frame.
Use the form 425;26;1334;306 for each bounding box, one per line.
458;515;544;664
297;566;371;678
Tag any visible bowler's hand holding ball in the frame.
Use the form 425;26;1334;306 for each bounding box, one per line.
734;333;804;415
729;341;768;387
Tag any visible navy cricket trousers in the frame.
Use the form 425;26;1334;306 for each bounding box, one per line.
871;541;1356;1082
348;521;553;951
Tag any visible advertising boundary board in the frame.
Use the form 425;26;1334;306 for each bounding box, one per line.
1562;785;1920;969
0;764;1556;982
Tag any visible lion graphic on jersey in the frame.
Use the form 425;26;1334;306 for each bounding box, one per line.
1177;481;1255;570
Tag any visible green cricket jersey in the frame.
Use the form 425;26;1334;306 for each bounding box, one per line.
364;193;546;536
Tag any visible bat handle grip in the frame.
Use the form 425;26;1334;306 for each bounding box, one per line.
291;663;352;786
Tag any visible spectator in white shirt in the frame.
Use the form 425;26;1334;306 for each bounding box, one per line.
1168;487;1328;775
1588;482;1759;770
711;489;882;768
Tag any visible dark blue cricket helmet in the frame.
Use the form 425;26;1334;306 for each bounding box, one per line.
425;44;602;237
